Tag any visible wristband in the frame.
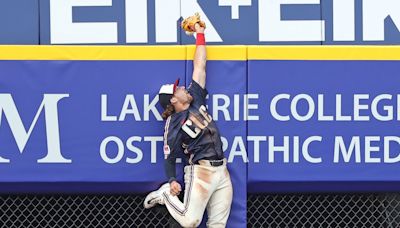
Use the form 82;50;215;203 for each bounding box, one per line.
196;33;205;46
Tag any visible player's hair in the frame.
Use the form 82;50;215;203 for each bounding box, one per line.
162;104;175;120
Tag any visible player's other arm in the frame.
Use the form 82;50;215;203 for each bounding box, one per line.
192;24;206;89
164;153;177;184
164;150;182;196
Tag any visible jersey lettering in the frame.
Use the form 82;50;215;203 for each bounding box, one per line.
182;105;212;139
199;105;212;122
182;119;201;138
189;115;208;129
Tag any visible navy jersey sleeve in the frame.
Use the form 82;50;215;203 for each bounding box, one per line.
188;80;208;107
163;116;183;183
164;152;178;183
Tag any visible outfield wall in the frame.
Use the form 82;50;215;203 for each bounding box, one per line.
0;45;400;227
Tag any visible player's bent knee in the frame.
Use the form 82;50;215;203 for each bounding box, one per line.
179;217;202;228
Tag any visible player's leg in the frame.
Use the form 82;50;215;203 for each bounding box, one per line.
205;166;233;228
163;165;216;228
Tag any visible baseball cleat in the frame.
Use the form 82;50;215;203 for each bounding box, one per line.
143;183;170;209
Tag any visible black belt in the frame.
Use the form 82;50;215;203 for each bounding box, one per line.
195;159;224;167
209;160;224;166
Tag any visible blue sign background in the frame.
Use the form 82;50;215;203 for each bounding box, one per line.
0;60;184;186
248;60;400;191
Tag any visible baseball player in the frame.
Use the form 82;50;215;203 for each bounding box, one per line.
143;15;233;228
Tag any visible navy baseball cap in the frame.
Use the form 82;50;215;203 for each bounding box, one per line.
158;78;180;109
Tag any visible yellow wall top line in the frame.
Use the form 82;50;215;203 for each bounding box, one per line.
186;45;247;61
0;45;186;60
0;45;399;61
248;46;400;60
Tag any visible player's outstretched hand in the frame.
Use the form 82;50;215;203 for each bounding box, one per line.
181;12;206;35
170;181;182;196
194;23;205;34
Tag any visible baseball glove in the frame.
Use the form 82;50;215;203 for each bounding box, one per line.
181;12;206;35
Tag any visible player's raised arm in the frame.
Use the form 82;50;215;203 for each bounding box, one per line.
192;24;206;89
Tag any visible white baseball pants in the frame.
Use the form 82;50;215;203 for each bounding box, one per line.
162;160;233;228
